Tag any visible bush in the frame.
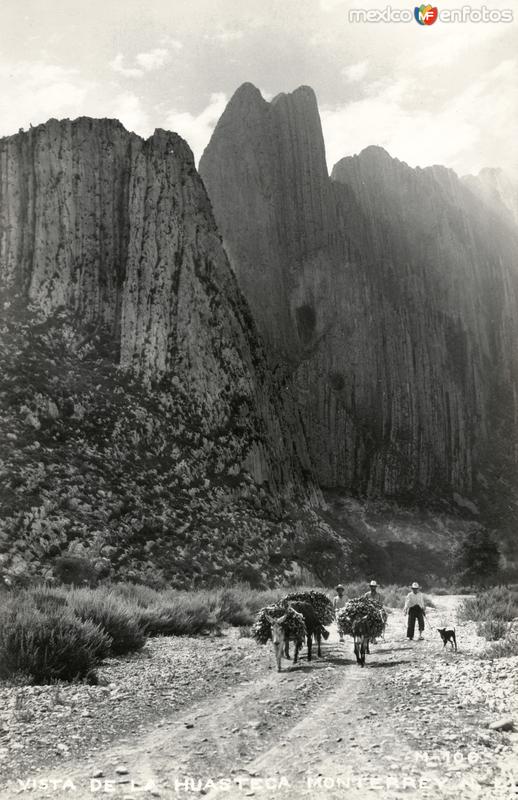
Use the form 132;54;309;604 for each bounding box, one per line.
458;586;518;625
29;586;69;613
453;529;501;588
111;582;162;607
477;619;509;640
53;556;98;587
484;635;518;659
138;600;215;636
208;586;287;627
0;600;110;683
69;589;147;655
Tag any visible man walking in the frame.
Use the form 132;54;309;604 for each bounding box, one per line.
364;580;383;606
364;580;385;643
404;582;426;640
333;584;347;642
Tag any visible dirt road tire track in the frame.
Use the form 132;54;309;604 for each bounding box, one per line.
2;597;516;800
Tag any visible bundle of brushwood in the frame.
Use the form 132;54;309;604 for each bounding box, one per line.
252;604;307;645
337;597;387;638
283;590;334;625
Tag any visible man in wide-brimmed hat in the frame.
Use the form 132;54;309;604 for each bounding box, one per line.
404;582;426;640
363;580;385;644
364;579;383;606
333;584;346;642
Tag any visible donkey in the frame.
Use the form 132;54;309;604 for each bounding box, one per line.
265;613;287;672
352;615;370;667
283;601;329;663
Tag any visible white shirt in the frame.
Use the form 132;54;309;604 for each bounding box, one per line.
333;595;347;613
404;591;426;612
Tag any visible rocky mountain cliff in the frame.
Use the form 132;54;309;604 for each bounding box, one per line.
0;118;348;586
200;85;518;543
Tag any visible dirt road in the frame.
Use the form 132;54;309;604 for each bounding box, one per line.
2;597;517;800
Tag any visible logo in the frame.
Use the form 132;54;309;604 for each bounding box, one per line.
414;4;438;24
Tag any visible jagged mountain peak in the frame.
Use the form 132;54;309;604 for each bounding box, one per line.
270;84;319;106
224;82;267;112
332;146;423;185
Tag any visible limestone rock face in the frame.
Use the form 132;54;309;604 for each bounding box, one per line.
199;83;340;360
200;85;518;508
0;117;318;500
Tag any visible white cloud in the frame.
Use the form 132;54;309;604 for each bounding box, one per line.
112;92;151;136
110;48;172;79
342;60;369;83
109;53;144;79
0;62;90;133
164;92;228;163
136;48;170;71
0;59;155;140
321;58;518;175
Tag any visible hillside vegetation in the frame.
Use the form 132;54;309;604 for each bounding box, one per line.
0;295;348;589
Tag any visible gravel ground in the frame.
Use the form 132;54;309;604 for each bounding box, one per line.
0;596;517;800
0;630;268;783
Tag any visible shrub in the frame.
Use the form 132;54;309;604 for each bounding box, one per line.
69;589;147;655
477;619;509;641
484;635;518;659
137;585;293;635
453;529;501;588
29;586;69;613
214;589;252;627
458;586;518;625
0;601;110;684
208;586;286;627
53;556;98;587
111;583;162;607
138;601;215;637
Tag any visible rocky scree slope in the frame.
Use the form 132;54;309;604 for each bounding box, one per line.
199;84;518;549
0;118;345;586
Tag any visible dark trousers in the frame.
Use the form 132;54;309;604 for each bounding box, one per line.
407;605;424;639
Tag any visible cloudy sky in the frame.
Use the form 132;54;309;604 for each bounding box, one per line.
0;0;516;176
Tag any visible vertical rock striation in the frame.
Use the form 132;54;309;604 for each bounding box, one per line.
200;84;518;510
0;117;319;502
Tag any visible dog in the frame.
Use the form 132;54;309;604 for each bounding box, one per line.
437;627;457;652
